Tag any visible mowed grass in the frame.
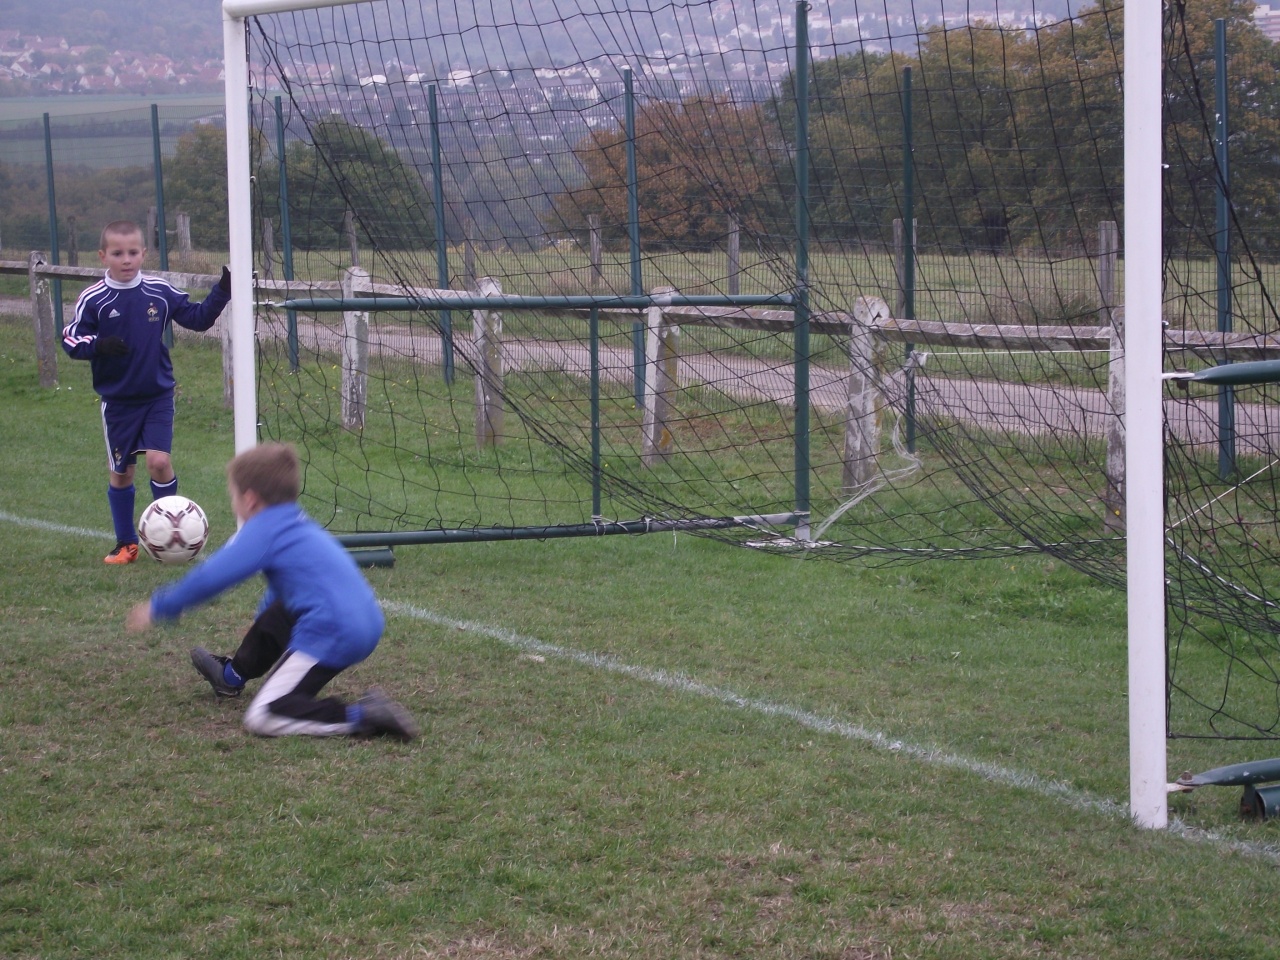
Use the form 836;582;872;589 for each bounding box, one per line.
4;312;1280;959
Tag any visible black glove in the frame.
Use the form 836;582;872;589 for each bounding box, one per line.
218;266;231;296
95;335;129;357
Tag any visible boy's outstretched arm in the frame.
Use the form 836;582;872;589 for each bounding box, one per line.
171;267;232;333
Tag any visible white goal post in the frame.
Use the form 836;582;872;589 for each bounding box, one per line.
220;0;1169;828
221;0;372;456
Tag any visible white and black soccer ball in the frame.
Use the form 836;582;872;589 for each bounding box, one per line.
137;495;209;564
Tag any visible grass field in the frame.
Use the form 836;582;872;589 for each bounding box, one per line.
0;94;226;124
5;309;1280;958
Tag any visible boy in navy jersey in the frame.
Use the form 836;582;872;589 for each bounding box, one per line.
62;220;231;564
125;442;418;741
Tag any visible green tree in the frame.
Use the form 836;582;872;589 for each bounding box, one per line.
1162;0;1280;257
284;117;435;251
554;95;780;249
165;124;233;248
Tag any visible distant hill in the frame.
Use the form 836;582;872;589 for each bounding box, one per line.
5;0;1083;90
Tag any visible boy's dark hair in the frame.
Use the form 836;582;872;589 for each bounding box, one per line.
227;442;300;506
100;220;145;250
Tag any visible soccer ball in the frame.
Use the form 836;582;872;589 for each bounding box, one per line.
137;495;209;564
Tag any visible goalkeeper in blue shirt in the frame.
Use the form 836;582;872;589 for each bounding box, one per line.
62;220;231;564
125;442;418;741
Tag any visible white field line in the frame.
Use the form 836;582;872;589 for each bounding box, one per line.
0;509;115;540
384;598;1280;865
4;509;1277;864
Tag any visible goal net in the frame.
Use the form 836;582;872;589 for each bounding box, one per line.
236;0;1280;738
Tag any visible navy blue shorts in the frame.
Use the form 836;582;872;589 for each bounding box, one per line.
99;395;175;474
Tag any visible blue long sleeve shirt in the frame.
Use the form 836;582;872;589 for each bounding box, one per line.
62;272;230;402
150;503;385;669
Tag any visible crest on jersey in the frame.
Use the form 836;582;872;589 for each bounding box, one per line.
147;303;159;322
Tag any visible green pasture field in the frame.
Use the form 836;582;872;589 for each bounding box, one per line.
7;309;1280;957
0;93;225;124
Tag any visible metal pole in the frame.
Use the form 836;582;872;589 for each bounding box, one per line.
792;0;812;541
625;67;645;407
275;95;299;372
1215;19;1234;480
1125;0;1169;830
590;305;602;517
151;103;174;349
223;7;258;454
42;113;63;330
902;66;916;454
430;84;455;385
151;104;169;271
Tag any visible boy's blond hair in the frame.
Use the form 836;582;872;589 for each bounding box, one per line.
100;219;145;250
227;442;300;506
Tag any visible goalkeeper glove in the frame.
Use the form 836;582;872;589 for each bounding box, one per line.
95;335;129;357
218;266;231;296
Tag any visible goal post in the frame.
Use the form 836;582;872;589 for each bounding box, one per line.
222;0;372;456
1124;0;1169;830
222;0;1175;827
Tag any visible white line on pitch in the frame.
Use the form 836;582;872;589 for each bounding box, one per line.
0;509;115;540
384;599;1280;865
3;510;1271;863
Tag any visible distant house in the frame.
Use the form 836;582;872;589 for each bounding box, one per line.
1256;4;1280;41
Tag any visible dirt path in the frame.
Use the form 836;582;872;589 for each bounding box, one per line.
5;299;1271;454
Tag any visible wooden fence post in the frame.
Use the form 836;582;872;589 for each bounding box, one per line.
846;296;888;489
727;212;741;297
342;210;360;267
642;285;679;465
1105;310;1125;534
473;276;504;449
1099;220;1124;533
28;251;58;388
221;295;234;408
147;206;159;250
261;218;275;280
341;266;370;430
589;215;603;292
176;212;192;255
463;219;477;291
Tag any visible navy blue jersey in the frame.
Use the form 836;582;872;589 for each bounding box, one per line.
149;503;385;670
62;272;230;402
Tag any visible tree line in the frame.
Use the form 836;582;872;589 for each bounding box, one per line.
557;0;1280;257
7;0;1278;262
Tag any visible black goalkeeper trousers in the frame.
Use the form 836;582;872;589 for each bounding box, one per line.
230;600;351;730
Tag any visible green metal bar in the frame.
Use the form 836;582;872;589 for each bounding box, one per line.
1215;19;1235;479
624;67;645;407
1189;359;1280;386
150;104;169;271
349;548;396;568
792;0;812;540
902;65;916;454
275;95;299;372
151;104;173;349
334;512;805;548
281;292;794;311
430;85;455;385
590;304;602;517
42;113;64;330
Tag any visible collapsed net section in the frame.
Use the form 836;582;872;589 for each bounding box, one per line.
1161;4;1280;739
245;0;1280;736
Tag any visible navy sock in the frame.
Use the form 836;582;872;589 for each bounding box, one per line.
222;662;245;687
107;484;137;544
347;704;364;728
151;475;178;501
